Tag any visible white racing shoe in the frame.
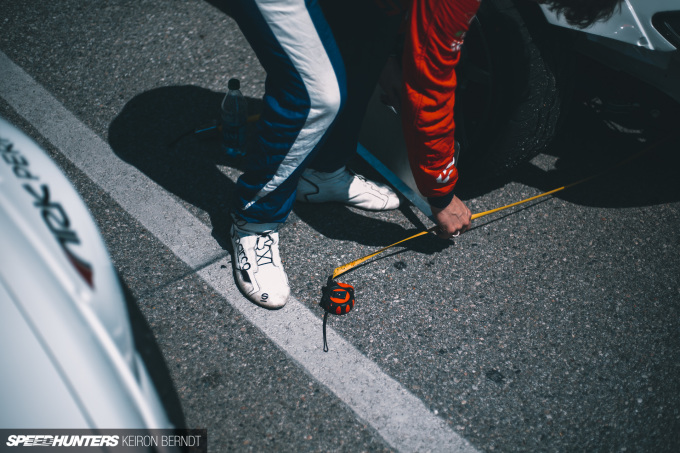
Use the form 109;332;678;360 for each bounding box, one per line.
296;167;400;211
230;217;290;309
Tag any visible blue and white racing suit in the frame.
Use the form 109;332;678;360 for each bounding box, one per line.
228;0;347;224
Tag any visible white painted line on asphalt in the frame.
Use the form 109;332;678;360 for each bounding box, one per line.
0;51;478;453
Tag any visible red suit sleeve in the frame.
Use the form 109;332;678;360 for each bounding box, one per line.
401;0;480;201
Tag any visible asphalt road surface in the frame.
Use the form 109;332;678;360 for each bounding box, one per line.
2;1;680;452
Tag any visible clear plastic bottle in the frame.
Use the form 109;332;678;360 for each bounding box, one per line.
221;78;247;157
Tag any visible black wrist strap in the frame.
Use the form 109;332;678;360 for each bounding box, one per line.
322;312;330;352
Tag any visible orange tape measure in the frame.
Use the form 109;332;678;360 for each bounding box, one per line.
319;277;355;352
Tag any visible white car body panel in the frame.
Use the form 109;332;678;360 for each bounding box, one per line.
540;0;678;52
0;117;172;431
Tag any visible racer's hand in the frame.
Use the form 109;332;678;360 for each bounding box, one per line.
431;195;471;239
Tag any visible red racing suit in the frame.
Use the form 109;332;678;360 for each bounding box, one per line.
401;0;481;207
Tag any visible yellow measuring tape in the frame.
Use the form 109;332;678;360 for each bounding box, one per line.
330;184;577;279
330;138;671;280
245;111;673;280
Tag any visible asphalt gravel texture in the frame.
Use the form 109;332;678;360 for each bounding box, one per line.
2;1;680;452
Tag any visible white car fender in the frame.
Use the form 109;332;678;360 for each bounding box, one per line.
0;117;172;432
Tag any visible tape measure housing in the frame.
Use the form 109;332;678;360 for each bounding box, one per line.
320;279;355;315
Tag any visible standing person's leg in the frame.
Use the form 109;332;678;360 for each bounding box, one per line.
295;0;407;211
228;0;346;308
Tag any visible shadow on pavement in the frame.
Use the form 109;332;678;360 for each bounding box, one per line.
120;275;187;430
107;59;679;261
108;85;449;254
292;200;449;256
108;85;261;245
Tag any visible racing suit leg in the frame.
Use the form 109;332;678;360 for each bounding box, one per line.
228;0;347;224
305;0;407;173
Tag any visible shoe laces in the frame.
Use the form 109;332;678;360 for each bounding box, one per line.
254;232;275;266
